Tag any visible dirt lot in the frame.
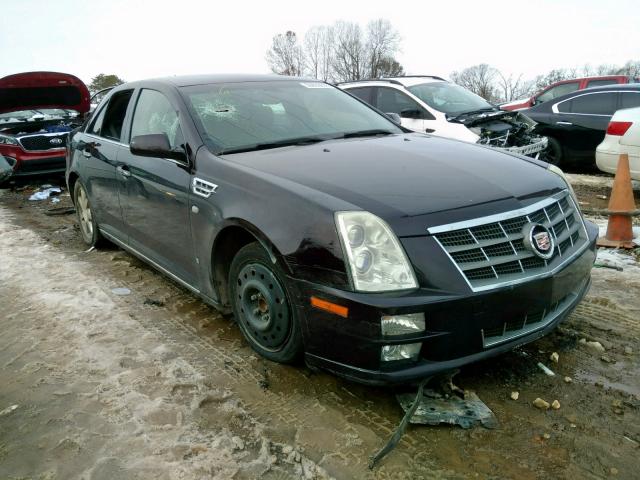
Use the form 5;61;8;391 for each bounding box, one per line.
1;175;639;480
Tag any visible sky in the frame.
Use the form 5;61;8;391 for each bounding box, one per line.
1;0;638;85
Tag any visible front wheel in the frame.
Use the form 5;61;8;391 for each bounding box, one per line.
542;136;563;166
74;180;104;247
229;242;303;363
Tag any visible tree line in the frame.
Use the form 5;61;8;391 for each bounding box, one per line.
451;61;640;104
265;19;404;83
266;21;639;103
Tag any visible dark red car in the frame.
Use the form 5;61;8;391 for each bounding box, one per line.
501;75;639;111
0;71;90;182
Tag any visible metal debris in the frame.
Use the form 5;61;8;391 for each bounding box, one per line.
369;371;497;469
537;362;556;376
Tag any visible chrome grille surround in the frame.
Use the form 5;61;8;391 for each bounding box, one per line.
18;132;69;152
428;191;589;292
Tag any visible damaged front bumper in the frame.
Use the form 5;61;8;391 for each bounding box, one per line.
497;136;548;157
297;220;598;386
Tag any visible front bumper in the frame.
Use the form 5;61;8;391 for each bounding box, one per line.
298;220;597;386
497;136;548;157
0;145;66;178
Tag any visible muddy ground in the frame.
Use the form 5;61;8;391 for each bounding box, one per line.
1;175;639;480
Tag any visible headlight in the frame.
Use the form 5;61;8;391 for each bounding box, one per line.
335;211;418;292
547;164;579;207
0;134;18;146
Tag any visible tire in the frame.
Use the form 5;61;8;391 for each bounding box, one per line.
229;242;303;363
73;180;104;247
543;136;563;166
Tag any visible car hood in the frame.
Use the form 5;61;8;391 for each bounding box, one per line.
223;134;564;236
0;71;90;115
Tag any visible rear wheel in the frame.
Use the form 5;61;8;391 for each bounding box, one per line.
74;181;104;247
229;242;302;363
543;136;563;166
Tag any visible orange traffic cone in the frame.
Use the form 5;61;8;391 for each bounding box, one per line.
596;153;637;249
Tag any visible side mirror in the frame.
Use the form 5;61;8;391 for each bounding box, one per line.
130;133;187;163
385;112;402;125
400;108;424;119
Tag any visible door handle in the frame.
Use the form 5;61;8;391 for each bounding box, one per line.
116;165;131;178
82;141;101;157
556;121;573;126
425;128;436;133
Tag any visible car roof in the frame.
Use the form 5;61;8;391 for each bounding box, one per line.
115;74;320;89
339;76;446;88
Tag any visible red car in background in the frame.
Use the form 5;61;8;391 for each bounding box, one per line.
0;71;89;182
501;75;639;111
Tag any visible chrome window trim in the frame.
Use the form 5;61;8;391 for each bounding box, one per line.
428;192;590;293
85;132;129;148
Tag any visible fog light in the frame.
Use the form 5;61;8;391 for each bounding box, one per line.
380;313;425;362
381;313;425;336
381;343;422;362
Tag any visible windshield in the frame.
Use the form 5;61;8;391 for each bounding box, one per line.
0;109;78;123
408;82;493;115
181;81;401;154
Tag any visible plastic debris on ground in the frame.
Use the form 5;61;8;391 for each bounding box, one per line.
537;362;556;376
28;187;61;201
112;287;131;296
396;373;498;429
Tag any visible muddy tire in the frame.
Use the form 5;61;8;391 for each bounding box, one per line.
229;242;303;364
73;180;104;247
543;136;563;166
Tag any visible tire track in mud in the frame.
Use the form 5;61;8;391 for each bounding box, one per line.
97;256;451;479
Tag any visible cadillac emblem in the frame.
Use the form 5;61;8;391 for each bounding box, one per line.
522;223;555;260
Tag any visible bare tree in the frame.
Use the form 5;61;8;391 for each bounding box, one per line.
303;26;333;81
450;64;498;101
496;72;535;103
266;31;305;76
616;60;640;77
330;21;367;82
365;19;401;78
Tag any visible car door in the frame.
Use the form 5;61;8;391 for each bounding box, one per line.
77;89;134;239
374;87;430;132
118;88;198;286
553;91;617;160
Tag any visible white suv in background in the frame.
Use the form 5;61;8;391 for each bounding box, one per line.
596;107;640;180
339;76;548;158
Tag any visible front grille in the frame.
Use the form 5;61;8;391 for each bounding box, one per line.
18;133;68;151
481;278;587;348
431;192;588;291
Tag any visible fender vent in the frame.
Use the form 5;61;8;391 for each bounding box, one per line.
192;178;218;198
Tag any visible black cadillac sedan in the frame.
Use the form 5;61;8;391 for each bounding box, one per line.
67;74;598;385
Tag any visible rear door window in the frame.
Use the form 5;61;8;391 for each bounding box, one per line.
586;79;618;88
99;90;134;142
620;92;640;109
570;93;617;115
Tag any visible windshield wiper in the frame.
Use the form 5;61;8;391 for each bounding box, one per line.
217;136;328;155
339;129;396;139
